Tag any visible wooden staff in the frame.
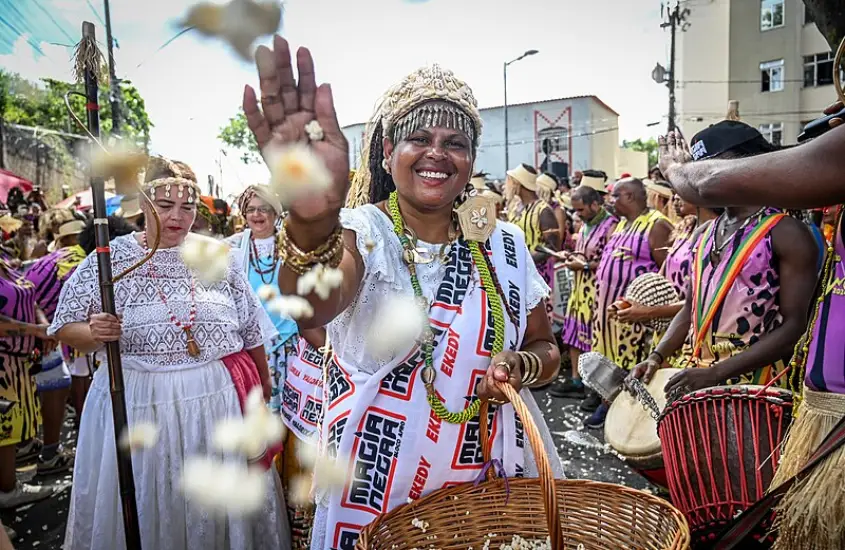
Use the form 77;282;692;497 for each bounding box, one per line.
78;21;142;550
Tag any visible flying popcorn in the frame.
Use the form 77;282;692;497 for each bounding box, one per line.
263;142;333;205
212;386;285;459
296;264;343;300
367;295;425;360
90;145;147;195
256;284;279;302
266;295;314;320
118;422;159;451
180;234;231;283
181;456;266;515
181;0;283;61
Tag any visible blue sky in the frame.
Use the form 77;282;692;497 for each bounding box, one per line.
0;0;668;198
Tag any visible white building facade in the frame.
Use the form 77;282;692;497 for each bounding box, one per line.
676;0;836;145
342;95;644;182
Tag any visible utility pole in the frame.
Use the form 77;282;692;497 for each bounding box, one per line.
103;0;121;136
659;2;689;132
503;49;539;177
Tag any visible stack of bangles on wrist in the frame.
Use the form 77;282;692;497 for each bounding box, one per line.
517;350;542;387
278;220;344;275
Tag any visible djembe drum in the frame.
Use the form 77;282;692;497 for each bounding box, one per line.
605;368;680;491
658;385;794;547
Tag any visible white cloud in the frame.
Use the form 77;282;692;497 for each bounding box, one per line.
0;35;74;84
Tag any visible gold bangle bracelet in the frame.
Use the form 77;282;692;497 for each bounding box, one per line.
517;350;542;387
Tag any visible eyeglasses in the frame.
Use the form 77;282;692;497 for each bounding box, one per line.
244;206;276;215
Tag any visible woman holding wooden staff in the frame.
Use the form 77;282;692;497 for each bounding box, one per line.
242;37;564;549
48;158;289;550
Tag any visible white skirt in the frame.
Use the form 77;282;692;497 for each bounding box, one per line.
65;358;291;550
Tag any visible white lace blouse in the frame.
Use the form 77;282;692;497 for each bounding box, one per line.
48;234;267;369
330;205;549;374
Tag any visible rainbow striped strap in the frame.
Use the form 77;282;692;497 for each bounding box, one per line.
689;214;786;362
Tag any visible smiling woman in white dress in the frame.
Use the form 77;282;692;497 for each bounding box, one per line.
48;158;290;550
242;38;565;550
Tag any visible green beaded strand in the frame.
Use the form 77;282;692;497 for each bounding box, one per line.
388;192;507;424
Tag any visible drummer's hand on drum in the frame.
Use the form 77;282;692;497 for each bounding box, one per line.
479;351;522;404
242;36;349;225
664;367;721;396
627;354;662;395
89;313;122;344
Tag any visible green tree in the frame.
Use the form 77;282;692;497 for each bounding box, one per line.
0;71;153;150
218;109;261;164
622;138;659;169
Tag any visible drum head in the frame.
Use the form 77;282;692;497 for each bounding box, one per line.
605;368;681;457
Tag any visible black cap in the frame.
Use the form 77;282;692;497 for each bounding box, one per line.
690;120;764;161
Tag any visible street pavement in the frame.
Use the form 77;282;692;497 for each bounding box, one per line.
1;389;655;550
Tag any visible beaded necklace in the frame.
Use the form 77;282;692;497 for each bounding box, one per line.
142;233;201;357
388;192;507;424
249;232;279;285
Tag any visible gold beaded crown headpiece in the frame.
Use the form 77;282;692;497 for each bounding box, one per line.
346;65;482;209
142;156;202;204
381;64;482;146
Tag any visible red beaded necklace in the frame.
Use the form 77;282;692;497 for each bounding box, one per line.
141;232;201;357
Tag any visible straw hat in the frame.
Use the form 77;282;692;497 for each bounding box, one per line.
644;179;673;199
470;174;488;190
56;220;85;240
116;196;143;219
536;173;558;193
0;215;22;233
506;164;538;191
579;175;608;194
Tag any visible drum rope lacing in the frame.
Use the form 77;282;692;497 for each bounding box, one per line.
625;377;663;421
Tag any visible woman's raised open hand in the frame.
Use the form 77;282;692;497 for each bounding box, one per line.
242;36;349;226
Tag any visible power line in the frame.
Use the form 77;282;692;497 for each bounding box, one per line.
85;0;107;27
31;0;75;45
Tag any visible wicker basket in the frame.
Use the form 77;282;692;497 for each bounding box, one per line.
357;383;690;550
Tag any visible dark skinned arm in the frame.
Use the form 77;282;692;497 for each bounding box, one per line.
530;207;561;264
278;229;364;330
478;302;561;402
663;124;845;209
553;208;569;250
666;218;818;393
628;290;693;384
300;327;326;350
648;219;674;267
246;344;272;401
0;314;47;338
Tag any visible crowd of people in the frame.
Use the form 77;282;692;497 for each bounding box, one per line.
0;34;844;550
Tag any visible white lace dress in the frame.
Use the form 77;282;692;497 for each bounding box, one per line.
48;234;290;550
310;205;565;549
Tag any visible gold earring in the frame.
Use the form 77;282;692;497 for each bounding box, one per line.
381;159;391;174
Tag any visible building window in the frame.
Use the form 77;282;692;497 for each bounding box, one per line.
804;52;833;87
538;126;569;155
804;3;815;25
759;123;783;146
761;0;784;30
804;52;844;87
761;59;785;92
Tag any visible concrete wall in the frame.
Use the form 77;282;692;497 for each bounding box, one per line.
676;0;731;138
616;148;649;179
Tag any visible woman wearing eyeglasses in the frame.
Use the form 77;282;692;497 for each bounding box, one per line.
227;186;299;409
